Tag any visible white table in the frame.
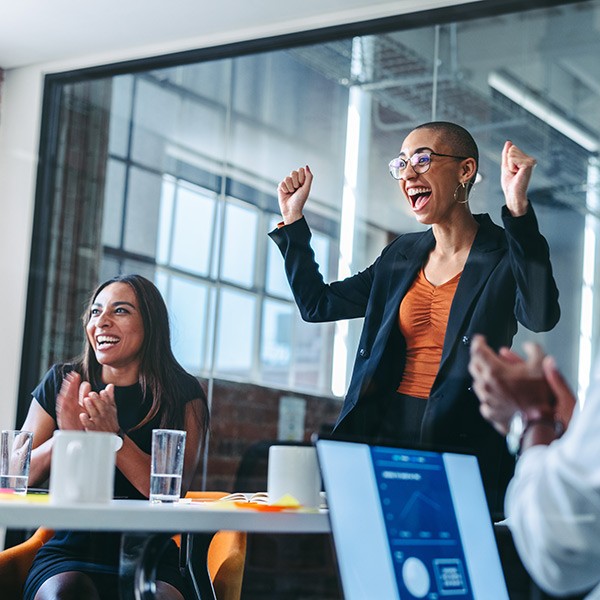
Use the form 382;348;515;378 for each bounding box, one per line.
0;497;331;599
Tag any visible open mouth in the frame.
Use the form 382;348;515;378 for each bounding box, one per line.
96;335;120;348
407;187;431;211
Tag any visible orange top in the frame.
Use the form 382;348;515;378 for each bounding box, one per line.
397;268;462;399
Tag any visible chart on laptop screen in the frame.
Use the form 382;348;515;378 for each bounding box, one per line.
316;438;509;600
371;446;473;598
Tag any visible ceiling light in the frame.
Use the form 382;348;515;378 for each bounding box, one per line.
488;71;599;153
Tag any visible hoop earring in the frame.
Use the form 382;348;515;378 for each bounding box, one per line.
454;182;469;204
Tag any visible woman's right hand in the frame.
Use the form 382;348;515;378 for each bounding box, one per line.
56;371;91;431
277;165;313;225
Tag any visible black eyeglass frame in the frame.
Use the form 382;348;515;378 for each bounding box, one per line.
388;150;470;180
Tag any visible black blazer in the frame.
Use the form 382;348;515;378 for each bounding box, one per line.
270;205;560;515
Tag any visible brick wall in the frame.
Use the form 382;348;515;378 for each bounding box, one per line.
203;378;342;492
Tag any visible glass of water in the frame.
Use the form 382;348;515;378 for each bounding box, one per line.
1;430;34;495
150;429;186;503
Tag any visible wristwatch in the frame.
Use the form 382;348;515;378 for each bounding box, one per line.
506;410;565;456
114;427;126;451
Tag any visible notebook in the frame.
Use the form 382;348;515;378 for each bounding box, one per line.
315;438;509;600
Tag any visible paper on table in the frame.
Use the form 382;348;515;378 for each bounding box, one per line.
180;492;268;506
0;490;49;503
218;492;303;508
219;492;269;504
182;491;321;511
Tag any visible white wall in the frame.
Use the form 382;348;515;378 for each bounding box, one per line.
0;65;44;549
0;65;43;431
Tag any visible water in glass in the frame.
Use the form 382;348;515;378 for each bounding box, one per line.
150;473;182;503
0;475;28;495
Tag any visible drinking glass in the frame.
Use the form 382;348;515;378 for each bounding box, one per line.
1;430;34;495
150;429;186;503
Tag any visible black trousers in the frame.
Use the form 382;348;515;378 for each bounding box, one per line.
375;390;427;444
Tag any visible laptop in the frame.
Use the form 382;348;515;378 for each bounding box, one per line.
315;437;509;600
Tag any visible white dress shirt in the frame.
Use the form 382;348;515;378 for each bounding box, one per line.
505;359;600;598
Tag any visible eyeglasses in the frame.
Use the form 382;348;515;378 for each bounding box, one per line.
388;150;469;180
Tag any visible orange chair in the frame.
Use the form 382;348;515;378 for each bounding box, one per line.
0;527;55;600
180;491;247;600
0;492;246;600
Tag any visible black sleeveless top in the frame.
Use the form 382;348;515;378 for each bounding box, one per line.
23;363;204;599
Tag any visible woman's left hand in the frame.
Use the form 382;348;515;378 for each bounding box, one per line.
79;384;120;433
501;141;536;217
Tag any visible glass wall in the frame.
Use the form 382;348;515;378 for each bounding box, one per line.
23;0;600;489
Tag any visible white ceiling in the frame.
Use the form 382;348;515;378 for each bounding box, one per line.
0;0;475;70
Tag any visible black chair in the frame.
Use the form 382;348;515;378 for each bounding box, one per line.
234;440;341;600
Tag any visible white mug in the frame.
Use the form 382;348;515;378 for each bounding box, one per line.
267;445;321;508
49;430;122;505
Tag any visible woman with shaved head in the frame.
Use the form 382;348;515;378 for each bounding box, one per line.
270;121;560;517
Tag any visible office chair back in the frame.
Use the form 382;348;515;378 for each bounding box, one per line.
0;527;55;600
182;491;247;600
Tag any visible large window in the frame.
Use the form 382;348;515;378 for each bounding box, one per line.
21;0;600;492
98;70;346;393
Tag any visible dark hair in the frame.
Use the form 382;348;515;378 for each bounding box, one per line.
415;121;479;187
76;274;208;434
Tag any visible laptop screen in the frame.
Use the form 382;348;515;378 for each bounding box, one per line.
316;439;509;600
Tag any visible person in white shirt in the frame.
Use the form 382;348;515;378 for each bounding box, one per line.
468;334;600;598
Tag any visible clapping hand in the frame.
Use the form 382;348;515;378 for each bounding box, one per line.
79;384;119;434
277;166;313;225
468;335;554;435
500;141;536;217
56;371;90;431
541;355;576;428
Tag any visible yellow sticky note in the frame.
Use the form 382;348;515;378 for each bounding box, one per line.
271;493;301;507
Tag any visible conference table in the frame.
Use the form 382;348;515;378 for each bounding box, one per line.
0;494;331;600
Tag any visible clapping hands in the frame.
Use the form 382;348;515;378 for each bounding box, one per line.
79;385;119;433
56;371;119;433
469;336;550;434
468;335;576;435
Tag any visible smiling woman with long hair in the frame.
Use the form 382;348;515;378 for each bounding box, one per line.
20;274;209;600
